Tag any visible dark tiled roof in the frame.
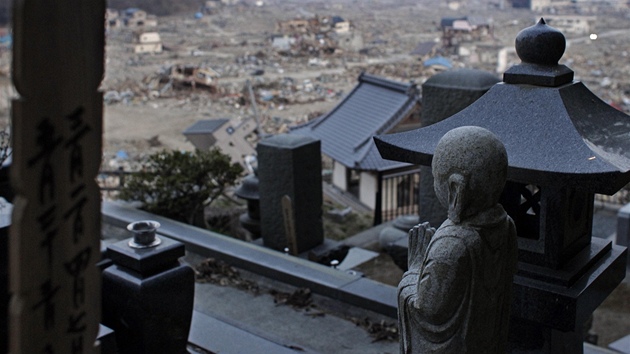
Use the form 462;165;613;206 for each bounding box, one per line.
331;16;345;24
290;73;418;171
410;41;438;56
440;16;466;28
183;119;229;135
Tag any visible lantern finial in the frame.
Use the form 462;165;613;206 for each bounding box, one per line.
503;18;573;87
515;18;566;66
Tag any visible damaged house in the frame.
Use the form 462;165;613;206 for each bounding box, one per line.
276;18;320;34
272;14;354;57
183;118;257;167
132;31;162;54
168;65;220;91
105;8;121;29
123;8;158;28
290;73;422;224
440;16;492;47
543;15;596;35
329;16;351;33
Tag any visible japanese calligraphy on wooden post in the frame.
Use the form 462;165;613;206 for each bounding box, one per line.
9;1;105;353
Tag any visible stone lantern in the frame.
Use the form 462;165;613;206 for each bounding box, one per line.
234;171;261;239
375;19;628;353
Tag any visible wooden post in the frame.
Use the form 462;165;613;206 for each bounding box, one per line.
9;1;105;353
281;195;298;256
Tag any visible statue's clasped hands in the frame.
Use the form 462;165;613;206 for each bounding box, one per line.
407;222;435;271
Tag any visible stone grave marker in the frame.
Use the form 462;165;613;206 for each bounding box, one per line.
257;134;323;253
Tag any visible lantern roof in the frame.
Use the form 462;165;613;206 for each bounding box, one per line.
374;19;630;195
235;172;260;201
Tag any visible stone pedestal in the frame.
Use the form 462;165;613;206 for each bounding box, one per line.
257;134;323;253
101;222;194;354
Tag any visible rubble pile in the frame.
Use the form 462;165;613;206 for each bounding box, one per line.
566;35;630;113
88;1;630;166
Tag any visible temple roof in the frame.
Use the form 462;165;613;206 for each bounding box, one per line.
183;119;229;135
291;73;418;172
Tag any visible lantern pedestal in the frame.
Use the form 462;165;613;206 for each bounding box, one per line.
510;238;626;352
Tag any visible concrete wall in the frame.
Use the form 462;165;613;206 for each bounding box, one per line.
332;161;348;191
139;32;160;44
213;119;256;164
544;15;595;35
335;22;350;33
134;43;162;54
530;0;552;11
359;171;377;209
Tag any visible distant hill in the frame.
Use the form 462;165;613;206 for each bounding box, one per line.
107;0;202;16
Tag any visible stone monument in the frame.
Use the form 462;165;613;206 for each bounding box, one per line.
398;126;518;353
257;134;323;253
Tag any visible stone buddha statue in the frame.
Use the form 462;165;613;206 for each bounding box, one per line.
398;126;518;353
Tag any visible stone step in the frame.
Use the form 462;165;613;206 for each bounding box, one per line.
322;182;372;214
189;310;317;354
608;334;630;354
585;342;626;354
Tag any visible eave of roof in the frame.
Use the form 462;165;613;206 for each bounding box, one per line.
183;119;230;135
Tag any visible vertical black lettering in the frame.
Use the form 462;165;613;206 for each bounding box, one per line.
64;248;91;308
37;207;58;265
63;194;87;244
67;312;86;333
64;107;89;183
71;335;84;354
32;280;60;330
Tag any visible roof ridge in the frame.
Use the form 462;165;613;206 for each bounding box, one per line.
359;72;414;94
289;117;318;131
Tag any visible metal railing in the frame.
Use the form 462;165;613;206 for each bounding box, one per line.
376;168;420;224
595;190;630;207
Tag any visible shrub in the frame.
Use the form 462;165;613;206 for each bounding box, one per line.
119;148;243;226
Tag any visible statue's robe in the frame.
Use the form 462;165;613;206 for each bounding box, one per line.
398;205;518;354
